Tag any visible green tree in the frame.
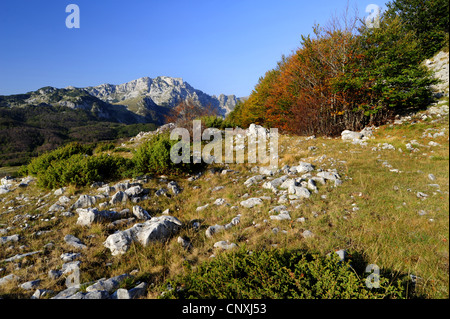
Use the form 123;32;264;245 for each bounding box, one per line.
353;14;437;117
385;0;449;58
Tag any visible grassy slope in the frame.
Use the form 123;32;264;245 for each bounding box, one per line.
0;101;448;299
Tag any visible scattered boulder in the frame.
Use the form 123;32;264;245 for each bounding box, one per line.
240;197;263;208
104;216;182;256
125;185;143;197
20;279;41;291
262;176;288;192
60;252;81;262
0;274;20;287
76;208;119;227
213;241;237;250
51;287;80;299
317;171;341;181
206;225;225;238
244;175;265;187
110;191;128;205
259;166;276;176
48;203;65;212
196;204;209;212
270;211;291;221
86;274;131;294
288;186;311;199
290;162;314;174
64;235;87;250
54;187;66;196
132;205;151;220
302;230;315;238
0;234;19;245
3;251;41;263
71;195;98;210
214;198;226;206
31;289;52;299
177;236;193;251
167;181;181;195
111;282;148;299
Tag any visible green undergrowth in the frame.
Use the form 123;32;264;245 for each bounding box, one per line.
160;247;410;299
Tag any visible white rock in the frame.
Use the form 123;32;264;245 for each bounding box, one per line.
103;216;182;256
76;208;118;227
244;175;265;187
317;171;341;181
125;186;143;197
262;176;288;192
132;205;151;220
71;195;98;209
270;211;291;221
288;186;311;199
110;191;128;205
214;198;226;206
64;235;87;250
20;279;41;290
302;230;314;238
0;234;19;245
54;187;66;196
341;130;363;141
205;225;224;238
0;274;20;287
196;204;209;212
213;241;237;250
240;197;263;208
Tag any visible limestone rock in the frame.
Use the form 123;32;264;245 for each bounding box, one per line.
110;191;129;205
240;197;263;208
213;241;237;250
71;195;98;209
132;205;151;220
104;216;182;256
64;235;87;250
76;208;118;226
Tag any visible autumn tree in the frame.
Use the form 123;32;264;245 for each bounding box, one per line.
164;98;218;134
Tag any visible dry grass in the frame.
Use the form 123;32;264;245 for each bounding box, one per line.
0;106;448;299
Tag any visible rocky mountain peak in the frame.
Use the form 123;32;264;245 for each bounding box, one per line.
84;76;244;117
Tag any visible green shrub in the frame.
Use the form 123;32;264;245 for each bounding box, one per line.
35;154;133;189
133;133;198;176
24;142;95;176
94;142;116;153
201;115;238;129
23;142;133;188
160;248;409;299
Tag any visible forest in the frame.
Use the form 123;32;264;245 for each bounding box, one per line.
227;0;449;136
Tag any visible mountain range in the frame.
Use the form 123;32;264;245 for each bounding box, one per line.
0;76;243;166
0;76;243;125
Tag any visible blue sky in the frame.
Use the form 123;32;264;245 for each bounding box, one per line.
0;0;388;97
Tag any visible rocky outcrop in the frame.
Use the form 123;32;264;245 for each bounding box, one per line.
424;50;449;98
103;216;183;256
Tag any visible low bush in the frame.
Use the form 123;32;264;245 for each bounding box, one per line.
201;115;238;129
24;142;95;176
94;142;116;153
160;248;409;299
133;133;201;176
22;142;133;189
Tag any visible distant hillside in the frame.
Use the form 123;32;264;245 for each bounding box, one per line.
0;76;243;167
